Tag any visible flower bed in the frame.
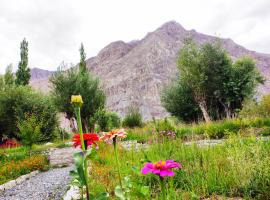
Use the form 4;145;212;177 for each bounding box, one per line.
0;154;49;185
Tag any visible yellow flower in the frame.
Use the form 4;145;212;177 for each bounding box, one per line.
71;95;83;106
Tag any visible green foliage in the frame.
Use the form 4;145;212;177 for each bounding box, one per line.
50;66;106;131
95;109;121;131
168;39;263;122
0;86;58;141
240;94;270;118
17;114;42;148
122;106;143;128
154;118;175;132
79;43;87;72
4;64;15;85
15;38;31;86
161;78;201;122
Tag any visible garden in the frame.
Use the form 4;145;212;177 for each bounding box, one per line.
0;39;270;200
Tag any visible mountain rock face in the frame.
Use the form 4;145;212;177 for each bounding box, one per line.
30;21;270;120
30;68;54;92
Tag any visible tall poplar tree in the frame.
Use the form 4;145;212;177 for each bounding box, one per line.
15;38;31;85
79;43;87;72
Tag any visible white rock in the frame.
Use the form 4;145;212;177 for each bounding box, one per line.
45;142;53;146
63;185;81;200
30;170;39;177
2;180;16;190
15;174;28;184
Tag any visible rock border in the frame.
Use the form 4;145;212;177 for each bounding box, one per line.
0;170;39;193
63;185;80;200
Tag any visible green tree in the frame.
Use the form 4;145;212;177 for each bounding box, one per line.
50;66;106;132
17;113;42;149
79;43;87;72
4;64;15;85
0;75;4;91
178;39;211;122
15;38;31;86
161;78;201;122
167;39;263;122
94;109;121;131
0;86;58;141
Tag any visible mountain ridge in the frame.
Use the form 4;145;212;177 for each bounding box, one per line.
30;21;270;120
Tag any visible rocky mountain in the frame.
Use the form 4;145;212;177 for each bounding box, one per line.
30;68;54;92
30;21;270;120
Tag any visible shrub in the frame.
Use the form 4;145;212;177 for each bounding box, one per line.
153;118;175;132
0;86;58;141
122;106;143;128
95;109;121;131
17;114;42;149
240;95;270;118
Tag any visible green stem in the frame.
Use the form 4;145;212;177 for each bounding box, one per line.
113;138;123;190
160;177;166;200
75;106;86;151
75;106;89;200
84;158;90;200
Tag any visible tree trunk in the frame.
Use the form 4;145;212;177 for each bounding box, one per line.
218;99;231;119
198;101;211;123
82;119;89;133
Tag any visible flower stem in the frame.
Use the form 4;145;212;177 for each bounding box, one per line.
113;138;123;190
75;106;89;200
160;177;166;200
75;106;85;151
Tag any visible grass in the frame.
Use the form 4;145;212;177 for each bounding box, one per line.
89;136;270;199
124;117;270;143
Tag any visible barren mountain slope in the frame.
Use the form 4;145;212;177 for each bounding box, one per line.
30;21;270;120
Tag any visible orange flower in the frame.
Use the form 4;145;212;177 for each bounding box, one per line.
100;129;127;143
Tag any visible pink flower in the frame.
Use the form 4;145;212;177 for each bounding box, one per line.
141;160;181;177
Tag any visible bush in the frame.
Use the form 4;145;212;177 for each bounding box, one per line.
0;86;58;141
122;106;143;128
95;109;121;131
240;95;270;118
17;114;42;149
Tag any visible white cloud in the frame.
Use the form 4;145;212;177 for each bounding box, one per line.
0;0;269;73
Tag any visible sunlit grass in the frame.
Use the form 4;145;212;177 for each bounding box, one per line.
90;136;270;199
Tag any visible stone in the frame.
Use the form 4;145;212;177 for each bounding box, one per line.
2;180;16;190
63;186;81;200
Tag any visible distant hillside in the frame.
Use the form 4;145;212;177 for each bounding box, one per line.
30;21;270;120
30;68;54;92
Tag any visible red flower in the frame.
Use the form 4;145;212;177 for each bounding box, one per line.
72;133;100;148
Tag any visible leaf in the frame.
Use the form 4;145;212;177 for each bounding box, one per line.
94;192;109;200
140;186;149;196
85;148;92;158
73;152;87;185
114;185;126;200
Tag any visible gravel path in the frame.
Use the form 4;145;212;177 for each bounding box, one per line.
0;165;73;200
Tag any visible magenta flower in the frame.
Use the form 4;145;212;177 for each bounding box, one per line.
141;160;181;177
